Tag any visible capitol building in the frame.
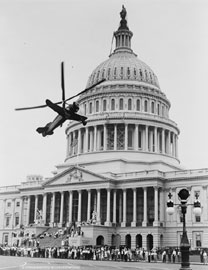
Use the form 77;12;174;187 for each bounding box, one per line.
0;7;208;251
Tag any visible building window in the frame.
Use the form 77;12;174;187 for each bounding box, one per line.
6;217;10;227
103;100;107;111
196;233;202;247
7;202;11;207
4;234;8;244
89;102;92;114
128;99;132;110
136;99;141;111
144;100;148;112
96;100;99;112
16;201;20;207
15;216;19;226
195;216;201;222
119;98;124;110
111;99;115;111
151;101;155;113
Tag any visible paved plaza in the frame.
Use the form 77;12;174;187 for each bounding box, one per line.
0;257;207;270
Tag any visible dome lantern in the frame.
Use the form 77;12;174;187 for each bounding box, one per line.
113;5;133;54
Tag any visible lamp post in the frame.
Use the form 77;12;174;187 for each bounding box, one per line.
166;188;202;270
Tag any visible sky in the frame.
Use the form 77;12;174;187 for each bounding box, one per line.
1;0;208;187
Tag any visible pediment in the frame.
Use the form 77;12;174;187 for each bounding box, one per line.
43;166;109;187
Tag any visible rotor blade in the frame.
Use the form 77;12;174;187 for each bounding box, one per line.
15;104;48;111
64;78;106;103
61;62;65;109
15;78;106;111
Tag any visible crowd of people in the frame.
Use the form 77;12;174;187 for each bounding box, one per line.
0;244;207;264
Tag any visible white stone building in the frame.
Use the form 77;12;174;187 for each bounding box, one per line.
0;7;208;250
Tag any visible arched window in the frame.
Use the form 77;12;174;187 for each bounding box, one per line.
111;98;115;110
128;99;132;110
103;99;107;112
96;100;99;112
144;100;148;112
119;98;124;110
151;101;155;113
136;99;140;111
89;102;92;114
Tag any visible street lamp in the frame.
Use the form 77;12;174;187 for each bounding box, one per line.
166;188;202;270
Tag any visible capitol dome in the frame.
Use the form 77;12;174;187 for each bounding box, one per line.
86;48;160;90
63;6;180;174
86;8;160;90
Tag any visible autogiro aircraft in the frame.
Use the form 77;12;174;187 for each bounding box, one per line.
15;62;105;137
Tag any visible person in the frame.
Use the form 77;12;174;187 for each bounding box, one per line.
172;249;176;263
162;250;166;263
203;250;207;264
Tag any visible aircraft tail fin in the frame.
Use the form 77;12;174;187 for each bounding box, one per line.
36;123;53;136
36;127;48;137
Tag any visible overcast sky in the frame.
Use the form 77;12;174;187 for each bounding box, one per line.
1;0;208;187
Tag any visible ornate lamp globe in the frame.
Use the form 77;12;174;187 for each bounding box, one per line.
193;193;202;216
166;199;174;215
178;188;190;202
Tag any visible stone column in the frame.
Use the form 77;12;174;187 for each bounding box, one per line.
90;129;94;152
11;198;16;228
87;190;91;221
142;187;147;226
135;124;139;150
131;188;137;227
121;189;126;227
78;129;81;155
162;129;165;154
69;191;73;223
85;127;89;153
202;186;208;222
42;193;47;225
94;126;97;151
50;193;55;226
125;124;128;150
59;191;64;227
154;126;158;153
159;188;165;225
175;135;179;158
145;125;149;151
19;197;23;226
167;130;171;155
78;190;82;223
113;190;117;224
97;189;101;224
34;195;38;222
114;124;117;151
27;196;31;225
103;125;107;151
153;187;159;226
66;134;70;157
105;189;111;226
